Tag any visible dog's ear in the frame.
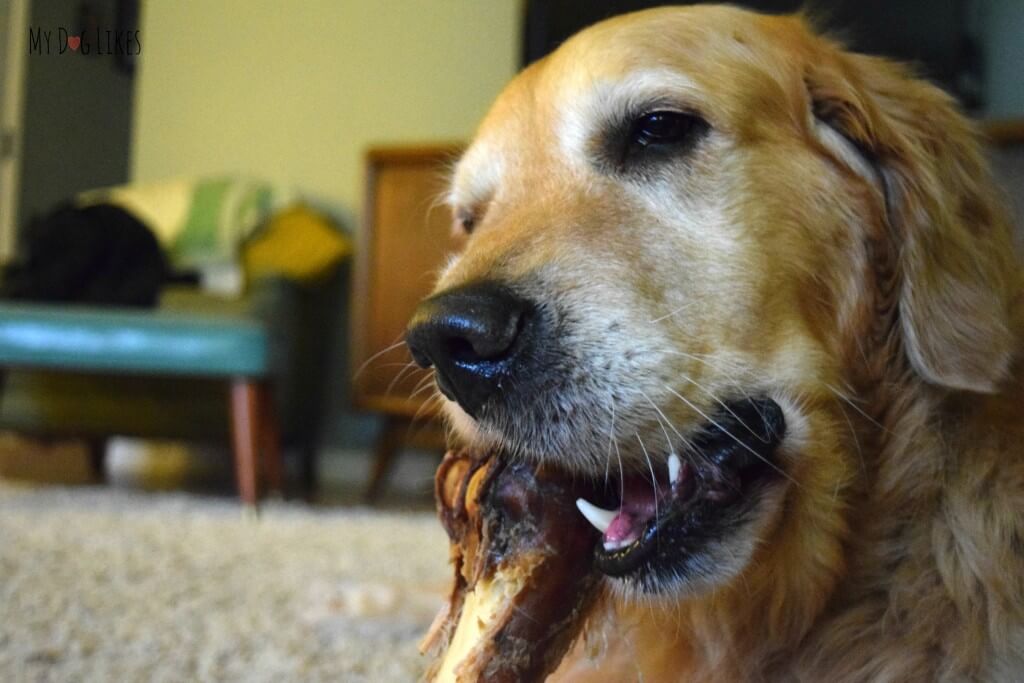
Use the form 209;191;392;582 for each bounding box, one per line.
806;51;1017;394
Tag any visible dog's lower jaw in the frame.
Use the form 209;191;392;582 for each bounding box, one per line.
447;392;815;590
551;399;862;682
603;482;789;602
443;390;862;675
591;397;790;595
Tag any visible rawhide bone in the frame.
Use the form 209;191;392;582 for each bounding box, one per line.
420;450;601;683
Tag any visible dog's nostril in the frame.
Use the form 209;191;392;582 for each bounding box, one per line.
405;282;534;415
444;335;478;364
449;309;523;363
408;345;433;369
407;285;528;367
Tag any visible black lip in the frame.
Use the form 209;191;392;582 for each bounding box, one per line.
593;397;786;580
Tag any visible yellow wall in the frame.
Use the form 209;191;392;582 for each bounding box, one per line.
131;0;521;219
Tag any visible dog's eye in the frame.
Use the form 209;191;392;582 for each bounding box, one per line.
454;209;476;236
595;108;707;173
629;111;699;150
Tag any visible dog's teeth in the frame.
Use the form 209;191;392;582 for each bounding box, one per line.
668;452;682;485
575;498;616;534
602;534;639;552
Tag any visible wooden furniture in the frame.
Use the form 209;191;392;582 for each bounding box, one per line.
230;378;281;507
352;145;463;500
984;119;1024;145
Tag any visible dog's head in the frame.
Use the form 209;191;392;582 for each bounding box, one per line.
407;6;1017;599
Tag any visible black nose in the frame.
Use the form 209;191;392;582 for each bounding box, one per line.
406;282;532;417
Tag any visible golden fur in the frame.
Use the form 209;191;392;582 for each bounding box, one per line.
432;6;1024;681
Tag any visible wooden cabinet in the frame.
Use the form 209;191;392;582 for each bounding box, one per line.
351;145;463;498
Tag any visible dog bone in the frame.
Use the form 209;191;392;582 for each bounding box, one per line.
420;450;601;683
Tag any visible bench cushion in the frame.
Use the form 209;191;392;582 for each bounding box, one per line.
0;302;268;377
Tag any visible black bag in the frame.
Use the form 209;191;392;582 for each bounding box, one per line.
2;203;168;307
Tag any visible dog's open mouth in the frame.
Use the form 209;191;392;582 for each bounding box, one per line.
421;397;789;678
575;397;787;584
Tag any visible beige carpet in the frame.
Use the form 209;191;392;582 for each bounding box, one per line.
0;482;450;682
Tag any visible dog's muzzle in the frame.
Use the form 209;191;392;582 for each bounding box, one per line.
406;281;535;418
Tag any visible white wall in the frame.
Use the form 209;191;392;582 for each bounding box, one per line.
131;1;521;449
132;0;521;220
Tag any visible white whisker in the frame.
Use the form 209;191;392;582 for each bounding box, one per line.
354;338;408;378
614;427;625;505
663;384;797;486
640;388;709;469
407;374;439;402
635;432;660;528
605;394;618;488
660;349;751;401
639;390;685;444
834;400;867;478
412;391;444;424
648;301;697;324
679;375;770;443
386;361;424;396
824;382;890;434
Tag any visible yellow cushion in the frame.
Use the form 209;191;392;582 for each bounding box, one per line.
243;205;351;284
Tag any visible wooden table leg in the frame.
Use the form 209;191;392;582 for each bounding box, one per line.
256;382;283;496
230;379;260;507
300;443;319;502
86;437;108;483
364;416;407;503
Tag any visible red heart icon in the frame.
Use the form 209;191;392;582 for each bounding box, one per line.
68;35;80;51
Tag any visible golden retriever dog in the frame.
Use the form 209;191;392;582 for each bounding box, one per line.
406;5;1024;681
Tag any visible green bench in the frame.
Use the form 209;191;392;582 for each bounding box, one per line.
0;294;285;506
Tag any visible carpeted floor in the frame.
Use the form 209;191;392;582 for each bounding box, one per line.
0;483;451;682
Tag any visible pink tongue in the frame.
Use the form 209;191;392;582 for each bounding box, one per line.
604;477;662;543
605;513;640;543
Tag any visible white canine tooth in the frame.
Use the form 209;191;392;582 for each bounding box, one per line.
575;498;617;534
668;452;682;485
602;533;640;552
